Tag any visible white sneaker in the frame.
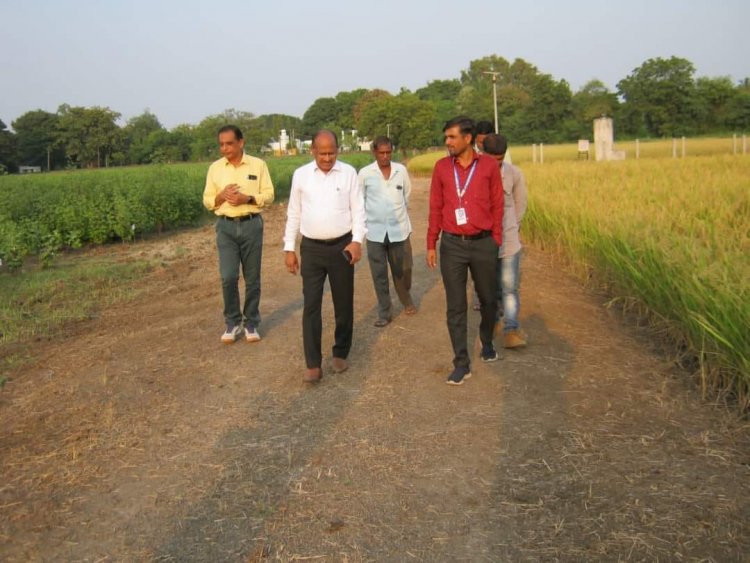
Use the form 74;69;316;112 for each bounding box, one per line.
221;325;243;344
244;325;261;343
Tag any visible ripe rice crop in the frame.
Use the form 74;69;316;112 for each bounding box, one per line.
524;156;749;406
407;136;745;174
409;148;749;406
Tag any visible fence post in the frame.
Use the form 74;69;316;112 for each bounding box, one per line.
672;138;677;158
635;139;640;159
540;143;544;164
681;136;686;158
532;144;537;163
744;134;747;155
733;133;737;155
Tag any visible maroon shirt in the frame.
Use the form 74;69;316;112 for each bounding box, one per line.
427;151;504;250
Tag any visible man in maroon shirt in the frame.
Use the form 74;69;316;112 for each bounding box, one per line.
427;116;504;385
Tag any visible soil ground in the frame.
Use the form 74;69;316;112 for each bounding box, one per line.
1;178;749;562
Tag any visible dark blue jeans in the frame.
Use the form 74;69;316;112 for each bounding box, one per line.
215;215;263;328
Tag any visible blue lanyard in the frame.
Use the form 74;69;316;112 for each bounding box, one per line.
453;159;478;202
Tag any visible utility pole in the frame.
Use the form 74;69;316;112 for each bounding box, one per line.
387;123;391;138
482;67;500;133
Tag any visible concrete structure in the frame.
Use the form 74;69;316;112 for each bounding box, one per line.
593;117;625;161
19;165;42;173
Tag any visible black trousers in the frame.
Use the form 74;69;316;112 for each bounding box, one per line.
300;234;354;369
439;234;498;369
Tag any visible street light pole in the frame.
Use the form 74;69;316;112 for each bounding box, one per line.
482;69;500;134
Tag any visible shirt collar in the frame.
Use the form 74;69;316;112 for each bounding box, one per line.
452;149;480;169
222;153;250;166
313;159;342;174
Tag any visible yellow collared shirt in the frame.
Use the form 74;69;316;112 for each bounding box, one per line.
203;153;274;216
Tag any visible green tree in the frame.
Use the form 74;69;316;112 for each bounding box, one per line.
356;91;436;149
569;79;620;138
191;109;256;161
695;76;737;132
301;97;339;136
56;105;122;168
416;79;461;144
11;110;65;170
726;79;750;131
246;113;303;151
122;110;164;164
617;56;700;137
334;89;368;130
456;56;573;142
0;119;17;173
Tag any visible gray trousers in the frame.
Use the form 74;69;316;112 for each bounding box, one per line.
366;234;414;321
215;215;263;328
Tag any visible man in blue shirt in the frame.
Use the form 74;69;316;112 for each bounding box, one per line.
358;136;417;327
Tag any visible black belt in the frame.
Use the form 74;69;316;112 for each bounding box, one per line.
303;232;352;246
221;213;259;222
444;230;491;241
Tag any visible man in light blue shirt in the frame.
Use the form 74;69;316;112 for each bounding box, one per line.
358;136;416;327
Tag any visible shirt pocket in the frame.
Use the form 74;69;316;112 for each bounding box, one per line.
332;185;350;210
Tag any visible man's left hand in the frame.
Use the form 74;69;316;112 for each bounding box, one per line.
343;242;362;265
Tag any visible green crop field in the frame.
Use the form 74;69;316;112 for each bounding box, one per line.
410;148;749;405
0;152;374;269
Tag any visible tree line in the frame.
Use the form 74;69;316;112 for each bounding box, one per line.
1;55;748;173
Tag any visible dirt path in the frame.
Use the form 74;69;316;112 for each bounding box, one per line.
1;178;748;562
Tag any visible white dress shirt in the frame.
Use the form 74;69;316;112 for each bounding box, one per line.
358;161;412;243
283;159;367;251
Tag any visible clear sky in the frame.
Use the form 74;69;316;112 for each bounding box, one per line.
1;0;748;129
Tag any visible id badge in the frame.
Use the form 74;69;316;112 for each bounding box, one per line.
455;207;468;226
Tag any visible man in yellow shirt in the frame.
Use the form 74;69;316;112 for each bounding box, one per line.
203;125;274;343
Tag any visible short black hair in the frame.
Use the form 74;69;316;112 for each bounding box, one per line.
218;124;243;140
312;129;339;147
475;121;494;135
443;116;475;143
482;133;508;156
372;136;392;150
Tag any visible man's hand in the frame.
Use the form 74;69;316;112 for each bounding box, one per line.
285;251;299;275
426;249;437;269
222;184;241;205
343;241;362;265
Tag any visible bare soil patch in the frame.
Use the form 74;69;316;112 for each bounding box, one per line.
1;178;748;562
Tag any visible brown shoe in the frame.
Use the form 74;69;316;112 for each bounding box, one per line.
504;330;527;349
331;357;348;373
303;367;322;383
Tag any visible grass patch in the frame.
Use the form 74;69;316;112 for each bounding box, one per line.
0;254;152;377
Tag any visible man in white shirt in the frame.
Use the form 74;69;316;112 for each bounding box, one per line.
358;136;416;327
283;130;367;383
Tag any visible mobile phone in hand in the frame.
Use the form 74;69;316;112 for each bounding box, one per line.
342;249;352;263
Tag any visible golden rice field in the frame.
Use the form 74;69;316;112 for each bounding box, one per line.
408;142;750;407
